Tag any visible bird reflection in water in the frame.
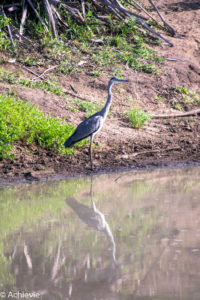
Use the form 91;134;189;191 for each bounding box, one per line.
66;176;118;265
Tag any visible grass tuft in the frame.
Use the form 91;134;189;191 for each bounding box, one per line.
126;107;151;129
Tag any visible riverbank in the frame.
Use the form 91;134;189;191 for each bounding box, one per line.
0;0;199;182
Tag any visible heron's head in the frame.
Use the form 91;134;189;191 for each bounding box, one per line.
109;77;129;85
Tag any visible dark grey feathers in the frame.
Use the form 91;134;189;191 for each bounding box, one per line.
64;114;102;148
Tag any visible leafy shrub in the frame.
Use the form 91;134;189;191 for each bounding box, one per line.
126;107;151;129
0;94;80;159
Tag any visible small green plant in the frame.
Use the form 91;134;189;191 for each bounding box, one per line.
70;99;102;117
174;86;189;95
27;77;66;96
172;103;182;110
126;107;151;129
155;95;164;101
19;57;42;67
90;70;101;78
173;86;200;106
0;93;89;159
113;67;124;78
125;97;133;103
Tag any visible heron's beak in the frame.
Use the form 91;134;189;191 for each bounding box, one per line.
119;79;129;82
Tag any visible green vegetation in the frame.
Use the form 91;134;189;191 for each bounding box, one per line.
126;107;152;129
69;98;102;117
174;86;189;95
0;15;13;51
1;7;163;75
169;86;200;110
174;86;200;106
155;95;164;101
0;93;89;159
38;15;162;76
0;68;102;117
0;67;104;125
0;68;67;97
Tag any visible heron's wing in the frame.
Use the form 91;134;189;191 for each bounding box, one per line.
64;115;102;147
75;115;102;140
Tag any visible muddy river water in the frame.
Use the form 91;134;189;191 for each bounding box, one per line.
0;165;200;300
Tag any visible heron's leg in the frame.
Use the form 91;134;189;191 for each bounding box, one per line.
89;135;94;170
90;175;96;211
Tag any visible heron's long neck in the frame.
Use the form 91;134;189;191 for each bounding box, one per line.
101;82;113;118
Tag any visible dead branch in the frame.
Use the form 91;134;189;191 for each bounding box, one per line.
26;0;49;32
50;0;86;24
148;0;176;36
97;0;125;20
19;0;28;38
21;65;45;80
113;0;147;20
32;65;58;80
44;0;58;38
125;0;157;22
1;0;175;48
1;8;15;49
81;0;86;17
120;146;181;159
11;24;34;46
124;0;142;12
152;109;200;119
51;5;69;28
136;17;173;46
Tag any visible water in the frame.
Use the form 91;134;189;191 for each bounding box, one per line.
0;166;200;300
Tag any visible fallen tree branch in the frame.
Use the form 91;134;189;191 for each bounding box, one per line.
125;0;157;22
120;146;181;159
97;0;173;46
136;17;173;46
26;0;49;32
51;5;69;28
152;109;200;119
148;0;176;36
2;0;175;48
31;65;58;81
19;0;28;38
81;0;86;17
50;0;86;24
44;0;58;38
21;65;45;80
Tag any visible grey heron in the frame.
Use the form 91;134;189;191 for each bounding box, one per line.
64;77;129;170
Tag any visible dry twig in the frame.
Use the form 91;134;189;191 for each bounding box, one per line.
32;65;58;80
